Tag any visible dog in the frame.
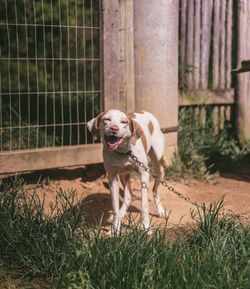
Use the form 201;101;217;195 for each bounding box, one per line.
87;109;166;233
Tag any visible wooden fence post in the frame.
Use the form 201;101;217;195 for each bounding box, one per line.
237;0;250;142
134;0;179;160
102;0;135;112
194;0;201;89
180;0;187;89
200;0;213;89
186;0;194;89
213;0;220;89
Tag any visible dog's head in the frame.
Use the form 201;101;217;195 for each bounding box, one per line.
87;109;143;150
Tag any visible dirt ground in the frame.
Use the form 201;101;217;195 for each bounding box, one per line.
9;162;250;230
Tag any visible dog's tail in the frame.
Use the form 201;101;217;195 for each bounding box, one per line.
159;155;169;168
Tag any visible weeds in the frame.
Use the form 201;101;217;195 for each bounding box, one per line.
166;108;250;181
0;178;249;288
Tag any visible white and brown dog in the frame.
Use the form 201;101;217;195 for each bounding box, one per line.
87;109;166;233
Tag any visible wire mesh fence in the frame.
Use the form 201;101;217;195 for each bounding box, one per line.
0;0;102;152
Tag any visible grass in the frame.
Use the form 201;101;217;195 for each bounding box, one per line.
1;105;250;288
0;177;249;288
166;108;250;181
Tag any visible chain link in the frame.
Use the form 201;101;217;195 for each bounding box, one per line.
129;152;200;207
129;151;249;220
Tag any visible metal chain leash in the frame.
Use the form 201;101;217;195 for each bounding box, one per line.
129;152;200;207
129;151;250;220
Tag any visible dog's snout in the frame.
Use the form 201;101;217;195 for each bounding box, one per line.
110;125;119;132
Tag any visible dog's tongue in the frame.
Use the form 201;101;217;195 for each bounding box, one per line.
108;136;119;144
106;135;122;150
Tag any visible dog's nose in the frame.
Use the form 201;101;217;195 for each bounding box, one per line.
110;125;119;132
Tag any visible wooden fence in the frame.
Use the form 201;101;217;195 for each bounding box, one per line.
0;0;179;175
180;0;233;91
1;0;249;175
179;0;236;133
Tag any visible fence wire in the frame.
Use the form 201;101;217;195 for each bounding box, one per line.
0;0;102;152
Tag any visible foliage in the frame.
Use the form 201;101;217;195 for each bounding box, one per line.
0;178;249;288
0;0;101;150
166;107;250;181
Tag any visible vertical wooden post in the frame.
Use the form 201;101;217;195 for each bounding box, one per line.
200;0;213;89
194;0;201;89
213;0;220;89
186;0;194;89
180;0;187;89
103;0;135;112
237;0;250;142
134;0;179;160
119;0;135;112
102;0;120;110
225;0;232;89
219;0;226;89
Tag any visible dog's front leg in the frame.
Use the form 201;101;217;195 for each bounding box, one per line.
140;171;150;230
108;175;121;234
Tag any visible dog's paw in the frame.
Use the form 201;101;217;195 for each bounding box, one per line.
107;210;114;222
106;229;120;237
155;208;168;219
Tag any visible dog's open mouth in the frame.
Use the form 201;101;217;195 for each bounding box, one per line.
104;135;123;150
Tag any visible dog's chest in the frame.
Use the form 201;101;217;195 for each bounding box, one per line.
103;151;139;174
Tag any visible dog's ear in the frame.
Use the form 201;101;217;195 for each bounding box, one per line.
87;112;105;137
128;117;143;145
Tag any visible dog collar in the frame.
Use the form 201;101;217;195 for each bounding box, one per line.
114;149;132;155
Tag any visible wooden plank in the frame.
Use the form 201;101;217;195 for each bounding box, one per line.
212;106;219;134
180;0;187;89
213;0;220;89
123;0;135;112
0;144;103;174
200;0;213;89
236;0;250;142
102;0;120;110
118;0;126;110
219;0;226;89
194;0;201;89
225;105;231;121
103;0;135;112
219;105;226;130
186;0;194;89
225;0;232;89
179;89;235;106
201;107;206;128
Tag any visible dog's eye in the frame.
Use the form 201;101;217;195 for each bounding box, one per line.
121;120;128;124
103;118;111;122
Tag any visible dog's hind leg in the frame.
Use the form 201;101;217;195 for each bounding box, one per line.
148;148;166;218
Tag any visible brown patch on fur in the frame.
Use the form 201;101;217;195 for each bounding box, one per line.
127;116;143;145
127;112;137;119
141;132;147;152
88;111;105;137
148;121;154;135
94;111;105;129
